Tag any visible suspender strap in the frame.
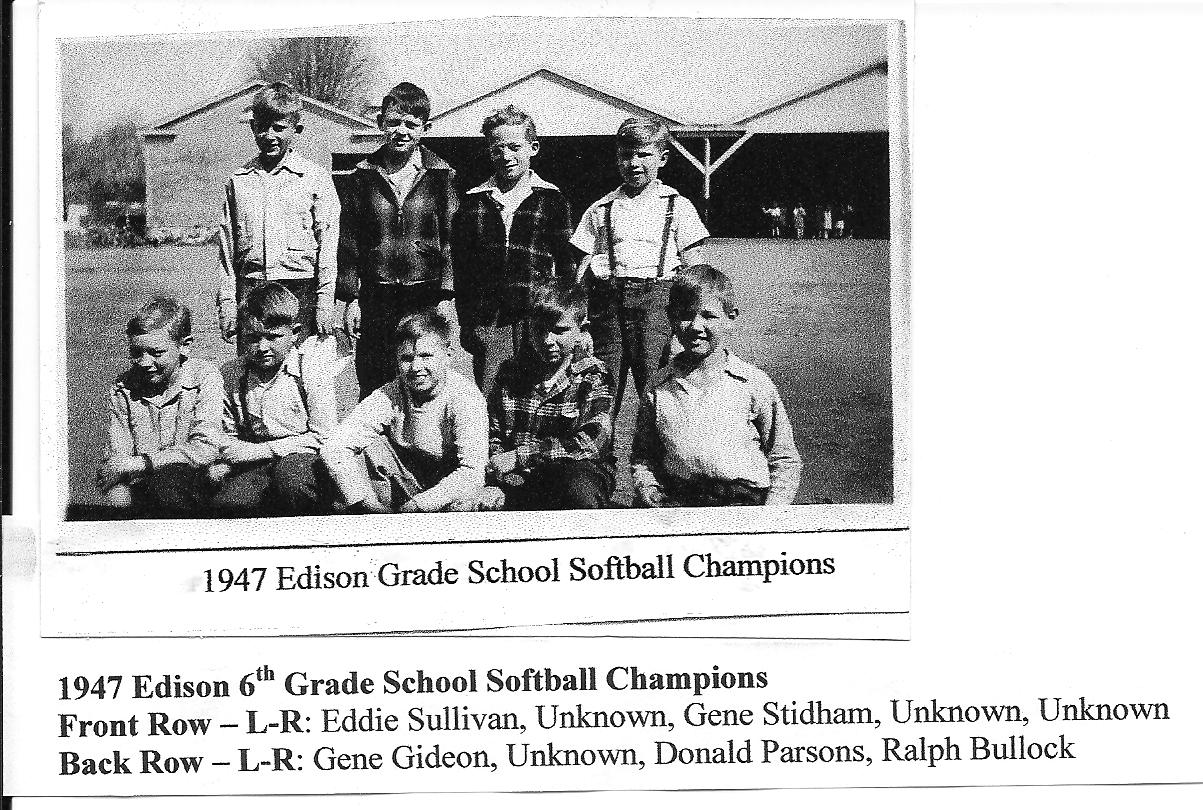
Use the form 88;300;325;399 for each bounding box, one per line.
603;201;617;279
238;366;252;441
238;356;310;441
656;194;677;279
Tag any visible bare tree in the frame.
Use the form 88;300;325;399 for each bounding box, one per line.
251;37;372;112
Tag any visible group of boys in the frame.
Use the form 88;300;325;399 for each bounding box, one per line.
96;81;802;519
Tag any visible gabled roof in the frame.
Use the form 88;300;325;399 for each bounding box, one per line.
729;59;889;127
139;81;377;134
430;66;691;127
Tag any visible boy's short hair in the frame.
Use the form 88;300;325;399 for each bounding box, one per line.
668;265;738;317
240;282;299;330
482;105;537;142
251;81;303;125
126;296;192;342
381;82;431;123
528;279;589;326
616;116;670;152
395;309;452;348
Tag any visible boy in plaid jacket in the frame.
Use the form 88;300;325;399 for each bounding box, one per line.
453;105;575;398
484;281;615;510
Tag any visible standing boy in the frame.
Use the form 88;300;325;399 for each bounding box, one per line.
217;82;340;358
631;265;801;507
210;283;337;518
97;297;223;518
320;311;488;513
338;82;459;400
486;281;616;510
571;117;708;421
453;105;575;398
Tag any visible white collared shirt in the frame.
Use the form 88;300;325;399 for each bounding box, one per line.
383;147;425;204
466;171;559;240
630;351;802;505
571;180;708;280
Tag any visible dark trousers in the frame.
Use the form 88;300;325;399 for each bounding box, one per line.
356;281;444;399
461;321;524;400
128;465;210;519
589;279;673;416
236;277;317;355
665;477;769;507
501;458;614;511
210;453;323;518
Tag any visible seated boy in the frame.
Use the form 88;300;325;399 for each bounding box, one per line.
96;296;223;518
486;281;616;510
320;311;488;513
453;105;575;398
216;82;340;361
631;265;801;507
210;282;338;518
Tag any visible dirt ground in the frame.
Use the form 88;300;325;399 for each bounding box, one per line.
62;238;893;515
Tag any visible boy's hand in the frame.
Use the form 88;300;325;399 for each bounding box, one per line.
221;441;272;466
316;305;337;336
638;487;668;507
206;461;233;485
488;450;520;477
478;485;506;511
218;310;237;344
435;299;455;323
96;456;146;491
344;300;361;341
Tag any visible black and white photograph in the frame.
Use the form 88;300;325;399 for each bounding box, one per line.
55;16;907;526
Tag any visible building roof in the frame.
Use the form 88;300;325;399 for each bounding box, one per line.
137;81;378;137
431;65;692;128
731;60;889;128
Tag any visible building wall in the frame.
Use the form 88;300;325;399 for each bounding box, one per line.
142;93;378;236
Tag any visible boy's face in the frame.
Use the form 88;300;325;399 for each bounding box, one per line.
531;311;583;371
671;293;737;362
251;116;300;161
487;124;539;186
617;141;667;194
397;334;451;400
128;328;189;392
243;319;298;374
378;105;430;161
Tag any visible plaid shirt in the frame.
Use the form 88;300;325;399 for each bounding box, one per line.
489;352;615;474
336;145;459;301
452;181;575;327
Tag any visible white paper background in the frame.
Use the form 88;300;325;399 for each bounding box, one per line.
6;0;1203;805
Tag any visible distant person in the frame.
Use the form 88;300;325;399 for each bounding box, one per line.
210;283;337;518
822;204;834;239
766;202;786;237
484;281;616;510
453;105;575;399
631;265;801;507
96;297;223;518
217;82;340;363
571;116;708;422
835;203;846;239
321;311;488;513
792;202;807;239
338;81;460;400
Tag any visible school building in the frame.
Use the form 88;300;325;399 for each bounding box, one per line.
138;63;891;239
137;82;381;240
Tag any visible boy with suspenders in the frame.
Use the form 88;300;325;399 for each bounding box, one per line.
571;117;709;422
